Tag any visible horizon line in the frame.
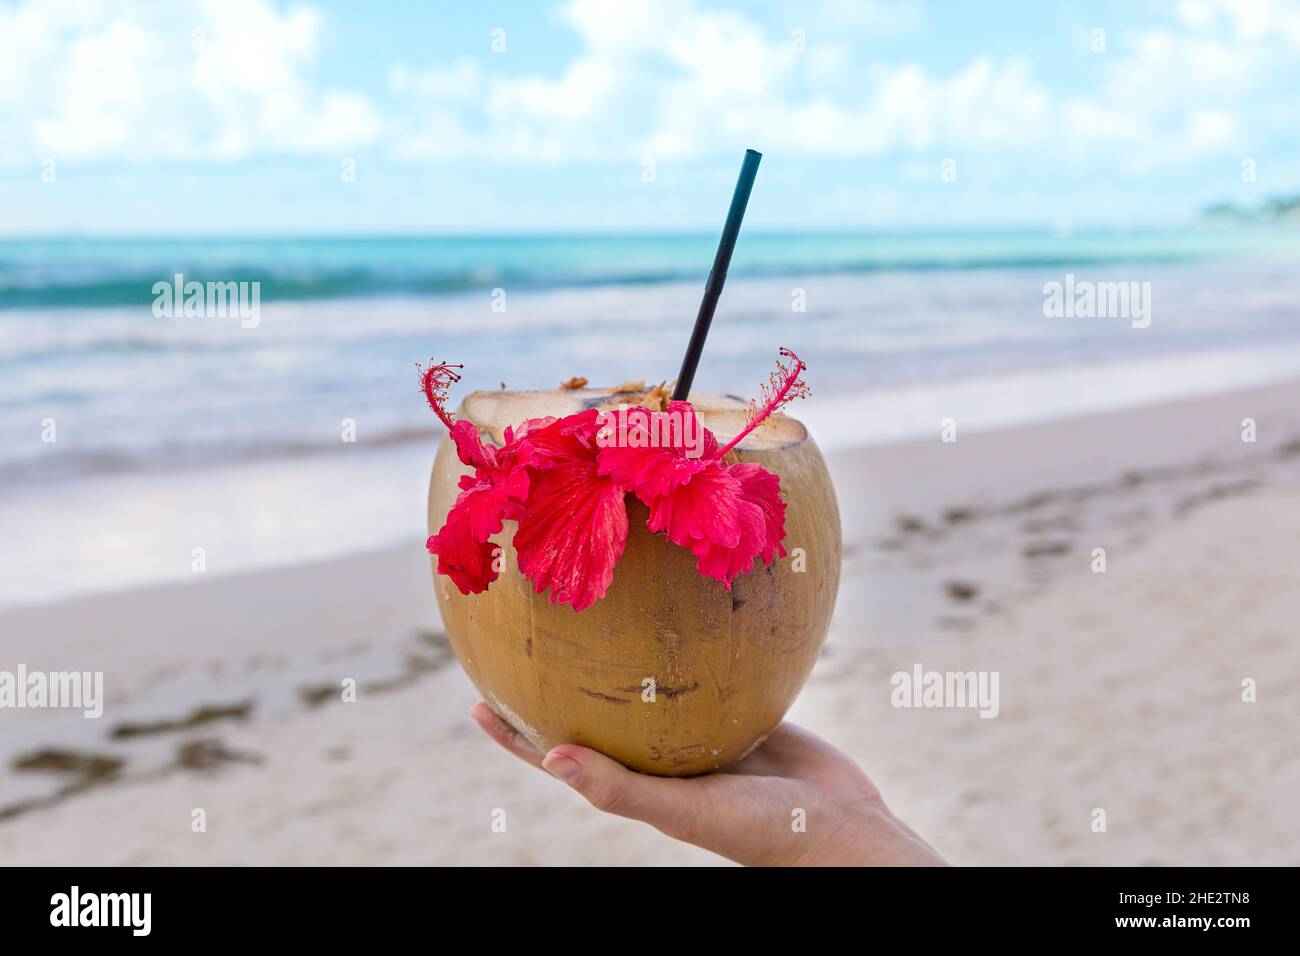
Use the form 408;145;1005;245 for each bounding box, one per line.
0;221;1249;243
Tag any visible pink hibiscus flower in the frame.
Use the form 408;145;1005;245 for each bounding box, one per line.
422;350;808;610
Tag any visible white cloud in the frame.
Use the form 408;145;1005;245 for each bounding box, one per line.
806;0;926;35
1177;0;1218;29
388;0;1272;173
0;0;382;164
1213;0;1300;45
385;0;1300;187
1051;1;1300;171
3;0;1290;177
389;57;482;101
392;0;1053;164
34;20;155;159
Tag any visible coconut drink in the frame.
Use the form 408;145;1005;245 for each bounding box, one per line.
421;149;838;776
423;356;841;776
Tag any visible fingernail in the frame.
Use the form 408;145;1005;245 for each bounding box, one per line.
543;751;583;786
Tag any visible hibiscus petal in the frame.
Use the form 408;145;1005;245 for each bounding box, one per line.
665;401;721;458
448;419;497;470
727;462;788;564
441;415;542;559
644;461;745;550
454;480;510;542
600;444;709;503
506;416;557;444
521;408;601;467
689;498;767;589
513;458;629;612
596;402;720;501
661;461;788;589
426;499;500;595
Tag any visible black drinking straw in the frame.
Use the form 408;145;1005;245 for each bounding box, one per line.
671;148;762;401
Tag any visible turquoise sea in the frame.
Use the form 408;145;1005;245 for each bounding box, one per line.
2;227;1299;483
4;228;1299;308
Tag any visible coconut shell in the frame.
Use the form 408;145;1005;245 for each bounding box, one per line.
427;388;841;775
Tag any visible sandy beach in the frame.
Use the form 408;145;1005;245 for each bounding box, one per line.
2;378;1299;866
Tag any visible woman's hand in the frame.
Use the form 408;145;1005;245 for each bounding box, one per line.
471;701;946;867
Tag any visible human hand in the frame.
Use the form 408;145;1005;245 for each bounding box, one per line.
470;701;946;867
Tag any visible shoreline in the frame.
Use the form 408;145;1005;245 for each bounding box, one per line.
2;374;1298;863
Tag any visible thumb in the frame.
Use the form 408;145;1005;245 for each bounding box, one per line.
542;744;698;839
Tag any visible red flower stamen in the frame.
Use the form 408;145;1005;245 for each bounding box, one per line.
714;348;809;458
419;359;464;430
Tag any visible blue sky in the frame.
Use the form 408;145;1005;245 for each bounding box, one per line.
1;0;1297;235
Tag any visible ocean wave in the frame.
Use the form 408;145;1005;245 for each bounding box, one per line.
0;231;1256;310
0;269;495;309
0;424;443;486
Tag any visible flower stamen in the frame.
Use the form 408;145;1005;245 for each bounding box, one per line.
715;348;809;458
419;360;464;430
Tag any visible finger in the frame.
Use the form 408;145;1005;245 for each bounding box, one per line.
470;701;545;769
541;744;701;841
